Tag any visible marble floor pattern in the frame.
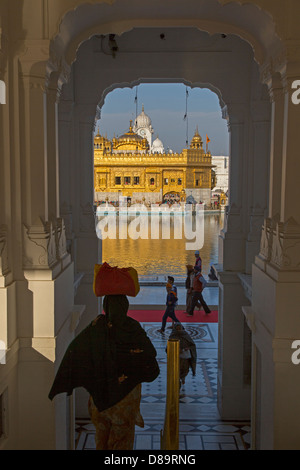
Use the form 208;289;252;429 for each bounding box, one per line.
75;321;251;451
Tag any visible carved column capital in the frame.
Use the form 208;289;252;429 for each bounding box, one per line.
261;43;300;91
258;215;280;263
55;217;71;269
270;218;300;271
224;103;246;132
18;39;50;78
22;218;58;271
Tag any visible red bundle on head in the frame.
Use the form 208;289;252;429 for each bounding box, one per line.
93;262;140;297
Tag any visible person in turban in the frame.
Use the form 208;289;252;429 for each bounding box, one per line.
49;294;159;450
157;283;182;334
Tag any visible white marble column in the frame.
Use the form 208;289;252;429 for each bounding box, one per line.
250;56;300;449
245;99;271;273
0;28;12;361
216;103;252;420
72;103;101;331
58;97;76;270
14;43;75;449
257;73;285;269
68;103;101;418
219;104;246;272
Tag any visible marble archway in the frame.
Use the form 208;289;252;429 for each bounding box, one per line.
2;0;300;451
55;24;271;438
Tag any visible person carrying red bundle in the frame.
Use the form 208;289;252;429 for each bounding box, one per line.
49;264;159;450
187;267;211;316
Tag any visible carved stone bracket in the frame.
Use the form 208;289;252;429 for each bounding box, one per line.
261;42;300;90
259;214;280;262
47;42;71;102
259;217;273;262
55;217;70;264
18;40;50;78
23;217;58;270
270;217;300;271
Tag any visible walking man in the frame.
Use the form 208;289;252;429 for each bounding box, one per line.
188;267;211;316
158;283;181;333
194;250;202;271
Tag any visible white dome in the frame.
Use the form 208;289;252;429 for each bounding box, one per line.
135;105;152;129
153;137;163;148
152;135;164;154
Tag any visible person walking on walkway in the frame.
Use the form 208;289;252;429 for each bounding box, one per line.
188;267;211;316
158;283;181;333
194;250;202;271
168;276;178;306
167;275;178;328
185;265;194;313
49;294;159;450
185;265;202;313
169;323;197;388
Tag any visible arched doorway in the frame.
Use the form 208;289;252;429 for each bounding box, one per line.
163;192;181;204
3;0;300;451
55;23;270;447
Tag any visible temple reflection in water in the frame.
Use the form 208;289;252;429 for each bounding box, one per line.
101;212;224;279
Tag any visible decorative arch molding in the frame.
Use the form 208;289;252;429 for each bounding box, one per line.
61;25;260;120
49;0;282;75
95;78;226;125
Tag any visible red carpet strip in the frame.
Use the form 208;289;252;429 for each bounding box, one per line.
128;309;218;323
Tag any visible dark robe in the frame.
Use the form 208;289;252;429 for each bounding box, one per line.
169;325;197;376
49;295;159;412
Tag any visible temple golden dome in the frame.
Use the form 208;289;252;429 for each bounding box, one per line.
113;120;149;153
94;128;111;152
117;121;144;142
190;126;203;149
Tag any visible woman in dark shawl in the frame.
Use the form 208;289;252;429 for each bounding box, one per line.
49;294;159;449
169;323;197;387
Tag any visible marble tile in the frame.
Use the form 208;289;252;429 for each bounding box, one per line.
129;286;219;307
75;321;250;451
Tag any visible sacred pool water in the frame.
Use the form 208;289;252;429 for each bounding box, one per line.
101;211;224;280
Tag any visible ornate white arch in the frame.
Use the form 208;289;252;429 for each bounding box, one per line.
49;0;282;80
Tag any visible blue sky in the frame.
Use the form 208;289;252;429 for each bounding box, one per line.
96;83;229;155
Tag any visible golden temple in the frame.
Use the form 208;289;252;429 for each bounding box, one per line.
94;107;216;205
